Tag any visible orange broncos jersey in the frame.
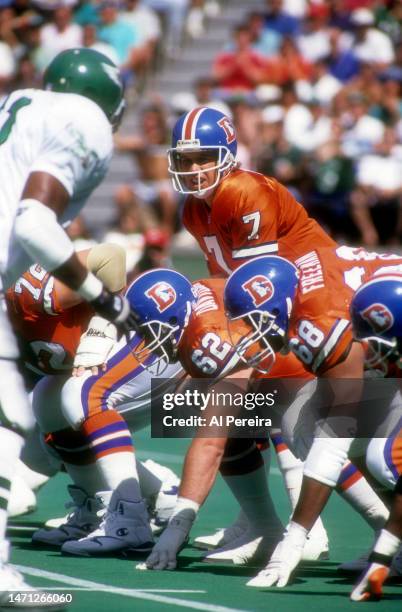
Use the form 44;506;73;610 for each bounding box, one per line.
288;245;402;375
179;277;313;381
182;169;336;276
6;264;93;375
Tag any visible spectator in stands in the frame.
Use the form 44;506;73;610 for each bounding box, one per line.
350;127;402;246
39;4;82;67
267;35;313;85
120;0;161;75
114;102;179;234
0;3;16;94
254;104;304;198
264;0;300;37
98;0;139;67
327;27;360;83
297;2;332;63
349;7;395;68
82;22;119;65
296;57;342;107
212;24;267;94
341;91;385;158
246;11;281;57
305;138;357;242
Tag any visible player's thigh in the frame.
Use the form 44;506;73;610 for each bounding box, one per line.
32;374;71;432
281;378;318;460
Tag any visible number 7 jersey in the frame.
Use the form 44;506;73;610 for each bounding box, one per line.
289;246;402;375
182;169;336;276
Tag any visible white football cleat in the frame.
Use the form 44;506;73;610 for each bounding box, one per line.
147;464;180;535
8;476;37;518
61;492;154;556
0;542;65;609
32;485;104;547
301;518;330;561
203;522;282;567
194;512;248;550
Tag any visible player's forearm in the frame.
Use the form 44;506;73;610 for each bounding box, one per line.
179;436;226;505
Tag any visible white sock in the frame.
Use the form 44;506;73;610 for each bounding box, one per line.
0;428;24;539
337;462;389;531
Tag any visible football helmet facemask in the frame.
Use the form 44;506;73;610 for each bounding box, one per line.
125;269;195;370
224;256;299;373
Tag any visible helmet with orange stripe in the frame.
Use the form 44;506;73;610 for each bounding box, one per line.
168;107;237;198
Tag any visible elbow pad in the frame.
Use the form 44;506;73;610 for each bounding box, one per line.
14;199;74;272
304;437;353;487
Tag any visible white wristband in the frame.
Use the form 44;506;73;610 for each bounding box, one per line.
77;273;103;302
171;496;200;518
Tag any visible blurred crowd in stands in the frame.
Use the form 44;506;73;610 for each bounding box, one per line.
1;0;402;273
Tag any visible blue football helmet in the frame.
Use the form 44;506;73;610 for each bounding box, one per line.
168;106;237;197
224;256;299;373
350;274;402;370
125;269;195;369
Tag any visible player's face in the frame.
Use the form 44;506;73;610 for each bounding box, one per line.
175;151;219;192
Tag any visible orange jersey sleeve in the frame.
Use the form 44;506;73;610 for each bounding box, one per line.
182;169;335;276
288;246;402;375
6;264;93;375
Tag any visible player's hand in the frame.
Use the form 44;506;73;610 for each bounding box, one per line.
144;508;195;570
247;522;307;588
90;291;141;335
350;562;389;601
73;316;117;376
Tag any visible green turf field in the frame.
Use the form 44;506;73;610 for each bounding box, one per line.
8;427;402;612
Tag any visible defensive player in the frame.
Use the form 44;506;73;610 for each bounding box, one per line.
168;106;336;278
0;48;139;603
143;275;388;571
29;268;193;556
223;245;402;589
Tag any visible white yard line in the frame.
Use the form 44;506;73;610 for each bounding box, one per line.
14;565;250;612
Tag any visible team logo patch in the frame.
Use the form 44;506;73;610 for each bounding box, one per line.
217;117;235;144
242;275;275;307
361;303;394;333
145;282;177;312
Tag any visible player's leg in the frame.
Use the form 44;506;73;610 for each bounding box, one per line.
203;437;284;566
0;293;64;608
58;369;153;555
351;431;402;601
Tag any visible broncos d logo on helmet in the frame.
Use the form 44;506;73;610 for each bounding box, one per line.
241;275;275;307
145;282;177;313
361;303;394;334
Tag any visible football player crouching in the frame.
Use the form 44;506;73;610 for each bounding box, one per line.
222;246;402;591
348;273;402;601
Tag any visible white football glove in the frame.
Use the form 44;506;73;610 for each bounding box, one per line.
247;521;307;588
73;316;117;371
350;562;390;601
145;498;198;570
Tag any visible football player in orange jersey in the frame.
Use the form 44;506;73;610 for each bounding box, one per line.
167;106;336;278
348;275;402;601
223;245;402;589
143;274;388;571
